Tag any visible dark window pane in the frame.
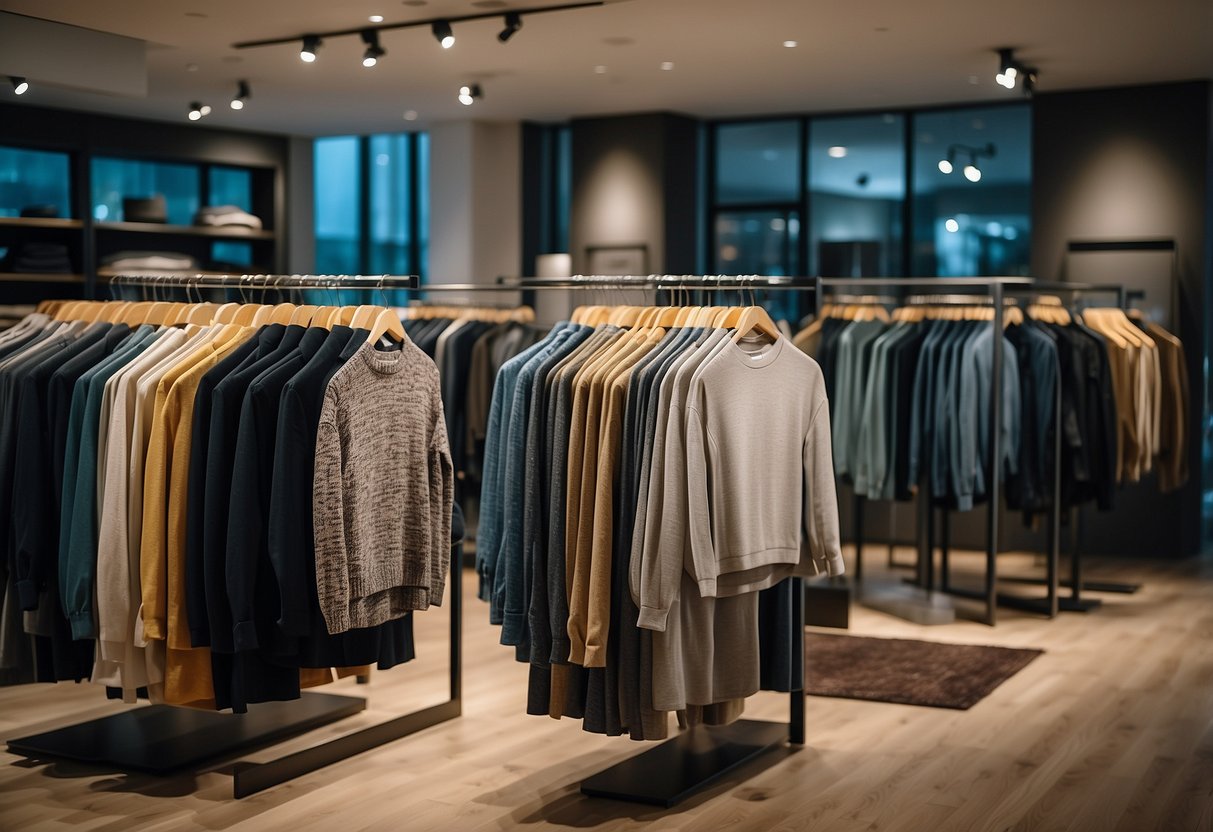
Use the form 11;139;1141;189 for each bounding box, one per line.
714;210;800;276
369;134;411;275
208;166;252;211
314;136;362;274
0;146;71;218
911;105;1031;276
555;126;571;253
211;241;252;267
715;120;800;205
808;114;905;276
92;157;199;224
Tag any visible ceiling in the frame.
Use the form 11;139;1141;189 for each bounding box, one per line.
1;0;1211;136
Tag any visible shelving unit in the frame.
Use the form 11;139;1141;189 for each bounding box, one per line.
0;102;288;304
95;221;275;240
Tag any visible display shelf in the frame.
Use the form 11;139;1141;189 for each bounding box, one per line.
95;221;275;240
0;272;86;284
0;216;83;230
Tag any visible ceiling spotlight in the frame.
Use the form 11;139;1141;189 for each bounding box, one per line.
660;61;674;71
10;76;28;95
188;101;204;120
433;20;455;49
200;104;212;116
300;35;321;62
945;218;959;233
1022;69;1038;95
230;80;250;109
938;158;953;174
498;12;522;42
783;40;798;48
594;65;607;74
458;83;483;106
369;14;384;23
361;29;385;67
403;109;418;121
995;48;1018;89
827;146;847;158
963;163;982;182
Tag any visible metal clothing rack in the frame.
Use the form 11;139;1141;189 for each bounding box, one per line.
416;273;811;808
815;276;1033;626
8;271;458;800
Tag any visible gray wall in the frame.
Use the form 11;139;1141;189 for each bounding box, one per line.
569;112;699;275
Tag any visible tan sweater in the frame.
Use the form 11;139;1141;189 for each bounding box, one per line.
313;340;454;635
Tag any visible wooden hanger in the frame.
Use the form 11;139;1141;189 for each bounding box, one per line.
367;308;406;343
290;304;320;326
731;305;781;343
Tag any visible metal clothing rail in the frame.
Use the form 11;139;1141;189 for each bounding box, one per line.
815;276;1031;626
107;273;422;291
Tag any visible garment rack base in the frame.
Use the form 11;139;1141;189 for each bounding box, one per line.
580;719;792;808
7;692;365;778
998;576;1142;594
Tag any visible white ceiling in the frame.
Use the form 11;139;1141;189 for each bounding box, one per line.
1;0;1211;136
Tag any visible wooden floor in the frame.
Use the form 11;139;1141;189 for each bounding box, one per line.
2;548;1212;831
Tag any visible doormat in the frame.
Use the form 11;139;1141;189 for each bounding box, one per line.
805;633;1042;710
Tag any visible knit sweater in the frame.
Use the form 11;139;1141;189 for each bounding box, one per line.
313;340;454;635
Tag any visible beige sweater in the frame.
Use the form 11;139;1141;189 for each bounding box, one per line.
313;340;454;635
639;335;843;631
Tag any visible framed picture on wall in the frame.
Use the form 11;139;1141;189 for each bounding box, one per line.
586;244;648;276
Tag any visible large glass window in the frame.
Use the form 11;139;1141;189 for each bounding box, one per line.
208;166;252;211
314;136;362;275
715;120;801;205
91;157;200;224
314;132;427;289
808;114;905;276
911;105;1031;276
0;146;71;218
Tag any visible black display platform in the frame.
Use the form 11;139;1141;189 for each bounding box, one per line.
6;693;366;774
580;719;790;808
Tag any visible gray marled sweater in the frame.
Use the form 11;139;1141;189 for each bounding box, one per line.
313;340;454;635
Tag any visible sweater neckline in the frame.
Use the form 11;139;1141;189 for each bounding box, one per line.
728;332;785;369
360;341;405;375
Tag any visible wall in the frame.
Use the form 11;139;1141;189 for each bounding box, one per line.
569;113;698;275
287;136;314;274
1031;80;1212;557
428;120;521;298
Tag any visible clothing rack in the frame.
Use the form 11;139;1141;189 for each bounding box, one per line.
8;271;459;800
816;276;1032;626
422;273;809;807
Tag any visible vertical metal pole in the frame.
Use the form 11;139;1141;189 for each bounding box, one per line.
789;577;805;746
1047;362;1061;617
1071;507;1084;605
918;486;933;589
854;494;865;583
449;536;462;704
986;282;1003;626
938;508;949;593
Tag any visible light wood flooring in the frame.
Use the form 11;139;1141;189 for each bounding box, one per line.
1;548;1211;831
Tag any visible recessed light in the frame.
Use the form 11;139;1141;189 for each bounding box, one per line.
660;61;674;71
369;14;384;22
403;109;418;121
783;40;797;48
945;218;959;233
185;11;208;18
594;65;607;74
185;63;199;72
827;146;847;158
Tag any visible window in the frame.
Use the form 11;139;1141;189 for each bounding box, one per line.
208;166;252;211
707;103;1033;286
314;132;428;294
808;114;905;277
0;146;71;218
715;120;801;205
911;105;1031;276
91;157;200;224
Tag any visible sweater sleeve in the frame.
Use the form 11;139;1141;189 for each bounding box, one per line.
797;397;844;577
138;385;175;642
683;398;717;597
427;400;454;607
636;399;690;631
312;417;352;634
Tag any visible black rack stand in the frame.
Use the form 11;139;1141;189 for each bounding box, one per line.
581;578;805;807
7;536;462;798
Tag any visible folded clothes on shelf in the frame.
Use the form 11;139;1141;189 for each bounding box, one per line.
102;250;198;271
123;195;168;224
19;205;60;219
2;241;73;273
193;205;263;230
